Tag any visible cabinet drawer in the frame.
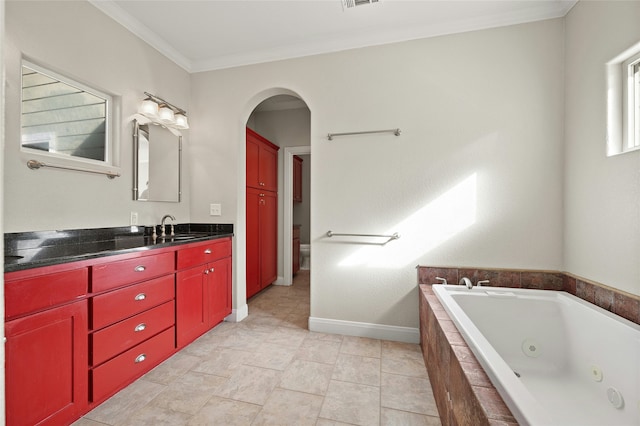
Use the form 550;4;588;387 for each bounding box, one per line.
91;301;174;366
91;275;175;330
91;252;175;293
5;268;87;319
177;238;231;269
91;326;175;403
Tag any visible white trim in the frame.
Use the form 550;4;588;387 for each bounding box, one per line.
225;303;248;323
273;275;288;286
283;146;311;286
308;316;420;344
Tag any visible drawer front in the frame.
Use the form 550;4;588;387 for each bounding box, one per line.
91;274;175;330
176;238;231;270
5;268;88;319
91;301;175;366
91;252;175;293
91;326;175;403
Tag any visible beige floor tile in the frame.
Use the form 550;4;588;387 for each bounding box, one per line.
144;351;202;385
340;335;382;358
188;396;261;426
295;338;341;364
381;340;424;360
381;373;438;416
191;347;251;378
147;370;228;415
315;420;354;426
267;326;309;347
252;388;324;425
381;356;429;378
71;419;108;426
381;408;442;425
212;365;282;405
83;379;166;425
119;405;192;426
244;342;297;371
281;313;310;329
305;331;344;343
279;359;334;395
218;328;271;351
331;353;381;386
319;380;380;426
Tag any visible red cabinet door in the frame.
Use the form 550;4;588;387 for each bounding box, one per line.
260;191;278;288
246;128;279;192
5;300;88;426
208;256;231;327
246;188;261;299
176;267;208;348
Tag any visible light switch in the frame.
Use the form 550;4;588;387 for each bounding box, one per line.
130;212;138;225
210;203;222;216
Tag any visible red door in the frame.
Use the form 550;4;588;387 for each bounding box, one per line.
176;266;207;348
260;190;278;288
5;301;88;426
246;133;260;189
208;256;231;326
246;188;261;299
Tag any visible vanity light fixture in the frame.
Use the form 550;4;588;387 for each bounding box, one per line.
137;92;189;130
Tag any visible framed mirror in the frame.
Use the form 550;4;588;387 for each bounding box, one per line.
133;120;181;202
21;59;115;166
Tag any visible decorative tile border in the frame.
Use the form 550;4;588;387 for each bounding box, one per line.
417;266;640;326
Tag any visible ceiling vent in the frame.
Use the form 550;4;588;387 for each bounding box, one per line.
342;0;380;10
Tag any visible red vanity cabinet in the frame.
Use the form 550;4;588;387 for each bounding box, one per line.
4;267;89;426
176;237;232;348
88;251;176;405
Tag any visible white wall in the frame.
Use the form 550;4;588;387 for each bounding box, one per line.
191;18;565;330
4;1;191;232
1;0;6;420
564;1;640;296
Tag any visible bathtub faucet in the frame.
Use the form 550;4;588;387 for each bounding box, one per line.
459;277;473;289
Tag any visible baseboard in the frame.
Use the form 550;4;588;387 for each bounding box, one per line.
308;316;420;344
225;303;248;322
273;275;290;286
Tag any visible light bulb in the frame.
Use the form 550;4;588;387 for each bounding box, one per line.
158;105;175;124
174;113;189;129
139;99;158;117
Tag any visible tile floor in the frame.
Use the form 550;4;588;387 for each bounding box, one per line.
74;271;442;425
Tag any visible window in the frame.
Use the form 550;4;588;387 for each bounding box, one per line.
20;59;118;169
606;42;640;156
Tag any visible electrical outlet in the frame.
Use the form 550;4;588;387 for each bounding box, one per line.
210;203;222;216
130;211;139;225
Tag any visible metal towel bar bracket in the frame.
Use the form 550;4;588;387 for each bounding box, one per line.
27;159;120;179
327;128;401;141
326;231;400;245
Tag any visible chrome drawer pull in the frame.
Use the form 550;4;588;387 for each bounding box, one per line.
134;323;147;332
135;354;146;363
209;267;215;273
134;265;146;272
204;269;209;275
204;249;212;254
134;293;146;301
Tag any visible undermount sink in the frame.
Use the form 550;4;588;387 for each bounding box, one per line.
5;255;25;261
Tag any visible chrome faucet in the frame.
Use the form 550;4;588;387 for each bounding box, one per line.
459;277;473;289
160;214;176;237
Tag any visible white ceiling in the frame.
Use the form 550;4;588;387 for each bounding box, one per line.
90;0;577;73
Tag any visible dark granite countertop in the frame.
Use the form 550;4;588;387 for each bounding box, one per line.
4;223;233;273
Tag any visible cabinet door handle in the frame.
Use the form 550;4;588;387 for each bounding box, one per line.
209;267;215;273
134;323;147;332
259;193;265;197
134;293;146;301
204;249;212;254
204;269;210;275
134;354;146;363
134;265;146;272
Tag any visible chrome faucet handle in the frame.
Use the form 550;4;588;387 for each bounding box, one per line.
435;277;448;285
477;280;490;287
170;223;175;236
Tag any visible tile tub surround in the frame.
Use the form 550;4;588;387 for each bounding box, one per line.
419;284;517;426
417;266;640;326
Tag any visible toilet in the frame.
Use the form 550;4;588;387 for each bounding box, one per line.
300;244;310;270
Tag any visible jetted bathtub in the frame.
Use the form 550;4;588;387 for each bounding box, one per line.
432;284;640;426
